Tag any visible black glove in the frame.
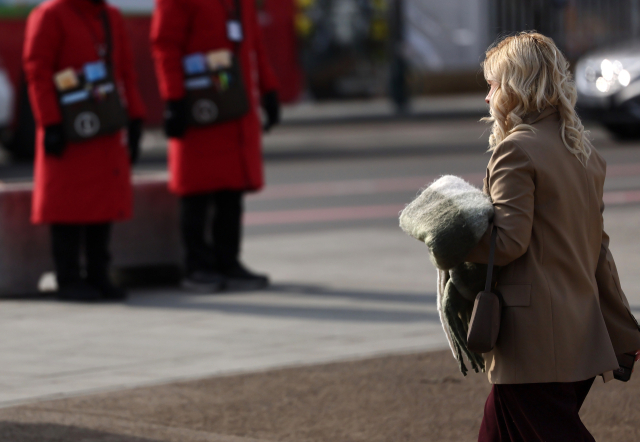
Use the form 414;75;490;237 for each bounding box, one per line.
163;98;188;139
261;90;280;132
44;124;66;157
127;118;143;164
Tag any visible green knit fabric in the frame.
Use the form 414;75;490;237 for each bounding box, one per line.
398;175;494;376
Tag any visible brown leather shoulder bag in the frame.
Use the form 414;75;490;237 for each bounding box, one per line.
467;227;503;354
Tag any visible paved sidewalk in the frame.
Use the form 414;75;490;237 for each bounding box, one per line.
0;227;445;407
2;204;639;408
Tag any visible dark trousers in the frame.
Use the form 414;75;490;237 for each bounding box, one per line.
51;223;112;287
479;377;596;442
180;190;243;274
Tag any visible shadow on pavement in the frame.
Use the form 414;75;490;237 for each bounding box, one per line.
126;284;439;323
0;421;161;442
128;299;439;323
267;283;436;304
0;283;441;323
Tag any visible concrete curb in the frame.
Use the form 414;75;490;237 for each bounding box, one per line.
278;94;488;126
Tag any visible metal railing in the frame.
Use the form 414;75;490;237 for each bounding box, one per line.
489;0;640;60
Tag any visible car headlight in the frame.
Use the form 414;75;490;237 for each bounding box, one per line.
601;59;614;81
619;69;631;86
596;76;610;92
577;58;638;96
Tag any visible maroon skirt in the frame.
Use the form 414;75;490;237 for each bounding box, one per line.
478;377;596;442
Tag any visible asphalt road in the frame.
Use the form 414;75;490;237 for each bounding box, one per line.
243;117;640;299
247;118;640;235
1;116;640;408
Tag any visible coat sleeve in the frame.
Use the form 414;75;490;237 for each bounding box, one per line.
113;9;146;120
249;1;279;96
23;6;63;127
465;140;535;266
150;0;190;100
596;200;640;354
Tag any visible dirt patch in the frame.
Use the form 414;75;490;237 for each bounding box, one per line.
0;350;638;441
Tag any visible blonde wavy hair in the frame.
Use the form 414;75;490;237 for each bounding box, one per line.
482;31;592;165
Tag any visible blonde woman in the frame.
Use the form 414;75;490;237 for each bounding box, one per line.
465;32;640;441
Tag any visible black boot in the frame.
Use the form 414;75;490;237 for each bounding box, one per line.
181;270;226;292
221;262;269;290
212;191;269;290
58;280;104;301
211;191;242;268
51;224;102;301
86;223;127;301
180;193;225;292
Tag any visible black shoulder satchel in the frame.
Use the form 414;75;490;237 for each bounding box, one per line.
467;227;503;354
58;10;128;143
183;0;250;126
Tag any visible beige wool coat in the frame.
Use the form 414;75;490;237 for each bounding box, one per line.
466;108;640;384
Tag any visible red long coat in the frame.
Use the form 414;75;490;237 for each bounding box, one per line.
24;0;145;224
151;0;278;196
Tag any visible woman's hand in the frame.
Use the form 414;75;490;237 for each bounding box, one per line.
636;350;640;362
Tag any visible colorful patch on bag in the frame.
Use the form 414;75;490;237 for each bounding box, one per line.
84;61;108;83
206;50;232;71
183;53;208;75
185;76;213;90
219;72;229;90
53;68;79;91
60;90;90;105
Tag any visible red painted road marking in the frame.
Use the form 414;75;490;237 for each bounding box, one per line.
252;173;485;201
607;163;640;177
245;204;406;226
245;190;640;226
252;164;640;202
603;189;640;205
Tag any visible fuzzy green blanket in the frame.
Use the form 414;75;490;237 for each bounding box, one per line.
399;175;494;375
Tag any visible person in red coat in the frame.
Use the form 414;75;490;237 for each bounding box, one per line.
151;0;280;292
23;0;145;301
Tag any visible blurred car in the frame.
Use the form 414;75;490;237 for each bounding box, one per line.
0;56;14;142
576;40;640;138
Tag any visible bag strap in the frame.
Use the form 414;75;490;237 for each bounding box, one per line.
484;226;498;292
68;5;113;63
99;10;113;67
217;0;243;53
232;0;243;52
233;0;242;23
